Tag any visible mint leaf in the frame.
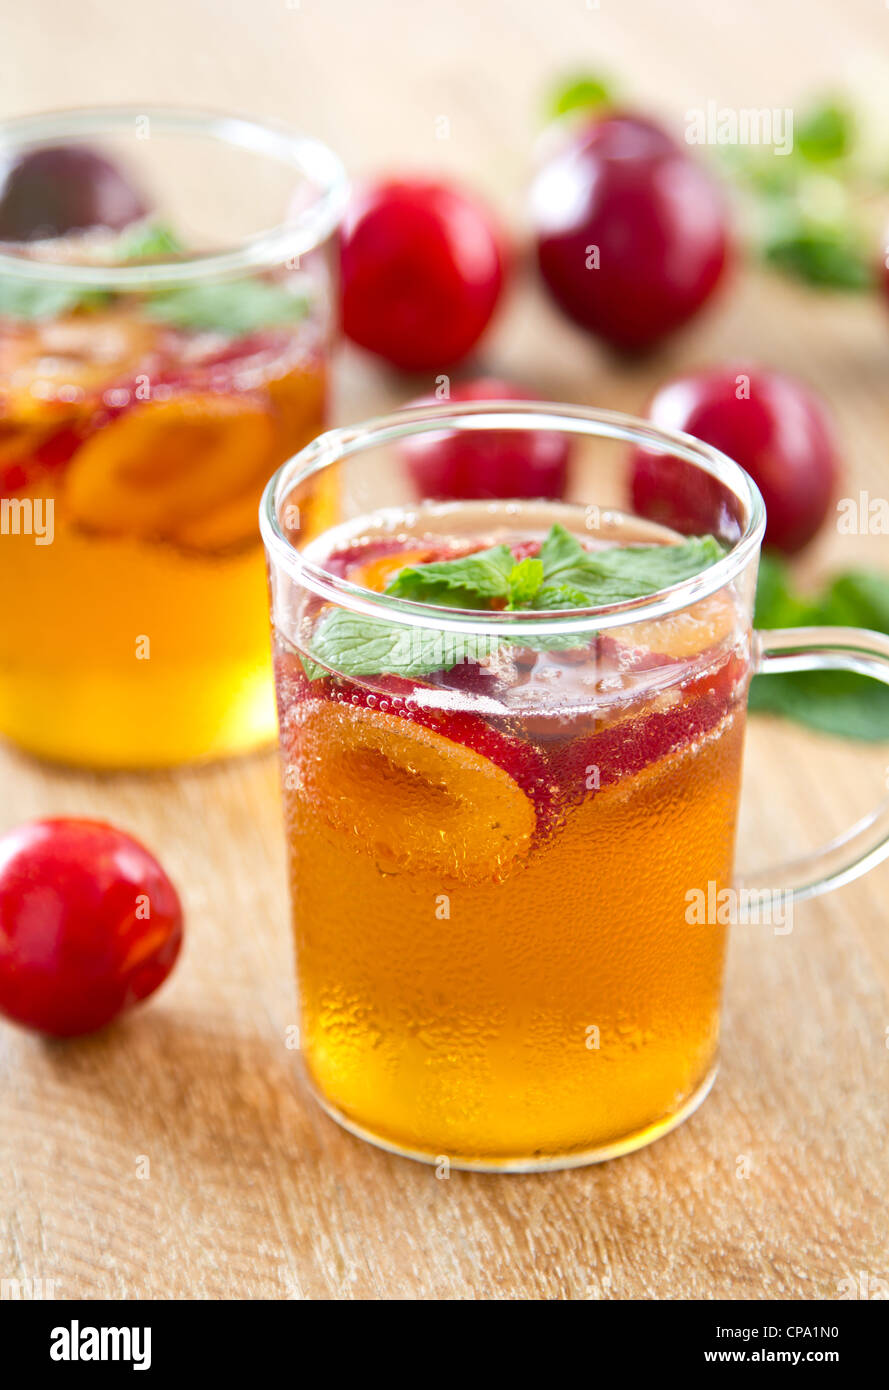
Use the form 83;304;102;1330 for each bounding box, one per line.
538;524;724;603
507;557;544;609
763;214;874;290
533;582;605;610
112;220;185;261
0;222;184;322
796;101;854;163
751;554;889;741
548;73;616;122
304;526;726;680
0;277;107;320
385;544;515;608
304;608;503;680
144;278;308;334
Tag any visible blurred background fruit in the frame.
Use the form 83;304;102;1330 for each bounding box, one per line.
399;377;570;499
0;143;147;241
341;177;507;369
531;110;731;350
630;366;839;553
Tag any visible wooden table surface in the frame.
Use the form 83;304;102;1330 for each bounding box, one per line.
2;0;889;1301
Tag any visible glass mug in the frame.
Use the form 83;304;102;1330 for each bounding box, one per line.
261;403;889;1171
0;106;346;767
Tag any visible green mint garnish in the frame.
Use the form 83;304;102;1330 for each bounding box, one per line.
794;100;854;164
0;218;308;332
750;551;889;741
145;279;308;336
547;73;616;123
302;524;725;681
535;525;724;604
301;610;506;681
143;278;308;334
719;90;882;292
0;221;181;321
385;543;516;609
0;278;106;320
507;557;544;609
111;220;185;261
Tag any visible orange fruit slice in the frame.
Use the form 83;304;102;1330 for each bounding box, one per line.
607;591;737;662
348;547;435;593
289;699;536;882
65;392;276;543
266;362;327;455
0;308;162;421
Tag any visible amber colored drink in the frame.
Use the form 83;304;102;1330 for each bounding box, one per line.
273;504;751;1168
0;304;328;766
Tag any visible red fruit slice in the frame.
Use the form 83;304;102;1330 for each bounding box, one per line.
549;650;745;809
287;698;537;882
0;417;88;495
274;641;560;835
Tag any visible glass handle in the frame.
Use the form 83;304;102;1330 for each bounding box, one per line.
737;626;889;903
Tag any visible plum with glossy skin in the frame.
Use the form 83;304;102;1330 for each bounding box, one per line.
531;113;730;351
341;178;507;370
630;366;839;553
0;144;147;242
400;378;570;500
0;818;183;1037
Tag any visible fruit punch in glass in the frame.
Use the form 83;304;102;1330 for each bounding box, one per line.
0;108;346;766
263;404;764;1170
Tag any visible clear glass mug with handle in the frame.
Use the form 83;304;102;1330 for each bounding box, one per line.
0;106;347;768
260;402;889;1171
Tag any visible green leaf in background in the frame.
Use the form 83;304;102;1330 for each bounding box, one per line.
750;551;889;741
762;209;875;290
547;73;616;123
719;90;886;292
144;278;308;335
795;100;855;164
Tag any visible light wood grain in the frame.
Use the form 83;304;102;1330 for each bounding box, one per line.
2;0;889;1301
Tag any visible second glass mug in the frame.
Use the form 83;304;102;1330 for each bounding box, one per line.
262;402;889;1172
0;106;347;767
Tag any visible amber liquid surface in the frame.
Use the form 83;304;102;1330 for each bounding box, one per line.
276;503;750;1166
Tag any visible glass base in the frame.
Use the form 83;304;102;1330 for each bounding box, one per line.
306;1063;719;1173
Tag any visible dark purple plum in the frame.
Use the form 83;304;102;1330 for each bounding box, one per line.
0;144;147;241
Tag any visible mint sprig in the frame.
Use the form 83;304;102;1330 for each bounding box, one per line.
0;218;308;333
547;73;616;123
302;524;724;681
750;551;889;741
386;543;516;608
143;279;308;334
0;278;106;320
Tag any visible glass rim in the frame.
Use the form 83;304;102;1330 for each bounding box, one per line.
0;105;348;289
259;401;767;639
